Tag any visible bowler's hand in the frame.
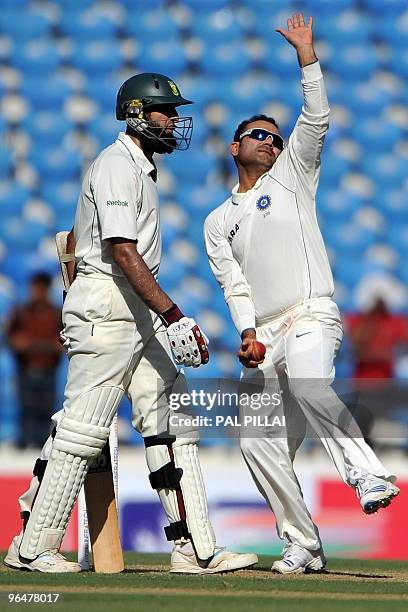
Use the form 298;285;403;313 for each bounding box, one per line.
276;12;313;48
276;13;317;67
238;331;266;369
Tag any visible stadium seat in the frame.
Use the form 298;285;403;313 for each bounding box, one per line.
0;10;51;41
71;40;123;75
23;112;73;146
59;8;119;40
137;40;189;76
12;39;61;75
30;147;82;181
200;41;252;76
20;76;73;112
125;9;180;42
0;182;31;217
190;9;243;43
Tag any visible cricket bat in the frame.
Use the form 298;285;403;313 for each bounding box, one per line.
56;231;124;573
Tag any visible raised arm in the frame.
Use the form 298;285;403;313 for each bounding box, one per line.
276;13;329;180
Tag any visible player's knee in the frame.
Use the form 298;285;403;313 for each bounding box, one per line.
288;378;329;405
240;435;257;458
53;416;110;459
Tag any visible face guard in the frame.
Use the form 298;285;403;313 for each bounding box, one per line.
126;113;193;151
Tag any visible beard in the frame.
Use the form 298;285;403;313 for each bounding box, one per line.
144;122;177;154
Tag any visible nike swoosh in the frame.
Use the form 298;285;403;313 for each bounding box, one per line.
295;332;313;338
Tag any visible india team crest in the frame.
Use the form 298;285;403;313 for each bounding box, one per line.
256;194;271;211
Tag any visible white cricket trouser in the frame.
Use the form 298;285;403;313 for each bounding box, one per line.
62;274;193;439
240;296;394;551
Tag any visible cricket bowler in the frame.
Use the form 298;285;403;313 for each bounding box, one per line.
204;13;399;574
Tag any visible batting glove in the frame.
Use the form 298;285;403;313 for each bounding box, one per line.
160;305;209;368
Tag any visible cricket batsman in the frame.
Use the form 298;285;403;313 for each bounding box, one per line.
4;73;257;574
204;13;399;574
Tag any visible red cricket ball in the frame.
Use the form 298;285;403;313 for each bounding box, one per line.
252;340;266;361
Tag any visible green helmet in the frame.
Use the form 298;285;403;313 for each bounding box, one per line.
116;73;193;151
116;72;192;119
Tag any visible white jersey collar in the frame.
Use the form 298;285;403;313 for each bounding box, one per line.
231;171;267;205
117;132;156;177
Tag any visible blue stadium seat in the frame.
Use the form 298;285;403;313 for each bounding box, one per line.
30;147;82;181
20;76;72;111
88;114;121;150
138;40;189;76
190;9;243;43
59;9;118;40
0;10;51;41
0;219;49;253
388;224;408;255
388;47;408;79
317;188;362;222
324;223;376;254
376;189;408;222
349;118;402;152
41;181;79;216
302;0;355;14
0;149;13;177
0;182;31;217
179;0;231;10
200;41;252;76
326;44;379;80
315;10;373;44
372;14;408;46
71;40;123;75
125;9;180;42
84;77;120;114
165;149;218;185
361;0;407;15
12;39;61;75
260;41;300;78
346;83;391;118
361;154;406;189
23;112;73;145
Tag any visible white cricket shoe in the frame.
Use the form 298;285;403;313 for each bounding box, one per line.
272;544;326;574
170;542;258;574
4;536;81;573
354;475;400;515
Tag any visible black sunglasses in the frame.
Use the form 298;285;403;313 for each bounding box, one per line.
239;128;285;150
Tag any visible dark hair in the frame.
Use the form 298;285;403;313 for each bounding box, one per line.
233;114;279;142
31;272;52;287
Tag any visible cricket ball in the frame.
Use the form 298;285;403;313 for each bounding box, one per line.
252;340;266;361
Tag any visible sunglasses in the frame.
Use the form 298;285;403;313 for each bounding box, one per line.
239;128;285;150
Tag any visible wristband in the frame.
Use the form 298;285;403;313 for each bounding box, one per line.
159;304;184;327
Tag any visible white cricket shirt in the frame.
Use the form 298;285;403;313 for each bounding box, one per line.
74;132;161;279
204;62;334;335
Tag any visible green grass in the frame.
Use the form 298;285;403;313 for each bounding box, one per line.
0;552;407;612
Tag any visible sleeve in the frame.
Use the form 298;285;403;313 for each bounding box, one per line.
91;156;141;242
204;211;256;336
278;61;330;193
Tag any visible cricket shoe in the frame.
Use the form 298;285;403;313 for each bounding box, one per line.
354;474;400;515
4;536;81;573
170;542;258;574
272;544;326;575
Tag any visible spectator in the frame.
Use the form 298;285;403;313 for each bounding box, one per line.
347;297;408;379
7;272;63;448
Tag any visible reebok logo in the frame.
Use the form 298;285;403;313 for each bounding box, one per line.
107;200;128;207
